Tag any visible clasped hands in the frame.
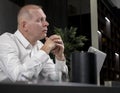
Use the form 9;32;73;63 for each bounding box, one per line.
41;35;65;61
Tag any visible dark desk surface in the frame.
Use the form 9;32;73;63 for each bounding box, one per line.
0;82;120;93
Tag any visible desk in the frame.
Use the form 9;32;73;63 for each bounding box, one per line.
0;82;120;93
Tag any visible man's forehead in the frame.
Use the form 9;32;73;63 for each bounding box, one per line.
29;8;46;17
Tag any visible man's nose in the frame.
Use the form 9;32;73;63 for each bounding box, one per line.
44;21;49;26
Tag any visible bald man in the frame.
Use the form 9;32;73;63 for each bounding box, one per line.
0;4;68;83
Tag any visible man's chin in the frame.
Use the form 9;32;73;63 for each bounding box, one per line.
39;35;47;40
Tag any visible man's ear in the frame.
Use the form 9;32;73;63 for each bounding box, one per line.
22;21;28;31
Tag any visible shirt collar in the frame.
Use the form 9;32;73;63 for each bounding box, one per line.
14;30;32;49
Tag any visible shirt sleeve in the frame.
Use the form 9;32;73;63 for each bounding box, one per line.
55;58;68;74
38;57;68;82
0;43;50;82
23;50;49;70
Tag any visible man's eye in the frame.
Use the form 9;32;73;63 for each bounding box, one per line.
41;18;45;22
36;17;46;22
36;19;41;22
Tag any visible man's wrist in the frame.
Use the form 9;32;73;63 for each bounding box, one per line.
55;54;66;61
40;45;50;54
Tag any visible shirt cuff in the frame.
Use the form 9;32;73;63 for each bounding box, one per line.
55;58;67;72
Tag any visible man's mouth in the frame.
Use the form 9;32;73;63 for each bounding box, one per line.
43;30;47;33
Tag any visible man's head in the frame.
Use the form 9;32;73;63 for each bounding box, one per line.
17;4;49;45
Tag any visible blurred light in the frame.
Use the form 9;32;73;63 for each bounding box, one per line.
105;17;110;23
115;53;119;57
97;30;101;35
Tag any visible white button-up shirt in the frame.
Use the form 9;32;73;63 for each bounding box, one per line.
0;30;68;83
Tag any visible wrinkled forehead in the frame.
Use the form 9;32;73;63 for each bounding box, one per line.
28;8;46;18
